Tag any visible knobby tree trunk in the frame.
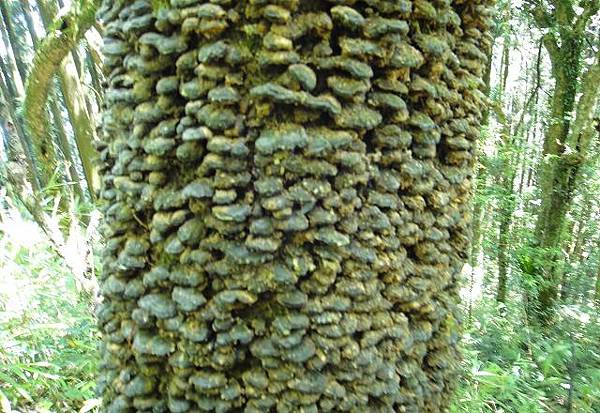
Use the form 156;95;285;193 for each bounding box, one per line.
96;1;493;412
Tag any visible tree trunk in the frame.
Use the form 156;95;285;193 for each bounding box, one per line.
531;56;600;322
0;1;27;84
20;0;85;200
0;69;38;192
36;0;99;198
527;1;600;324
594;265;600;309
86;40;104;105
497;209;510;303
0;55;39;191
96;1;494;411
469;192;484;268
469;29;495;269
495;35;518;303
594;261;600;308
49;89;86;201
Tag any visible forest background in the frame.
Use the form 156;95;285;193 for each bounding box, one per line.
0;0;599;412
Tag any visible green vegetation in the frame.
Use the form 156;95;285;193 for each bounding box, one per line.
0;198;100;412
454;301;600;412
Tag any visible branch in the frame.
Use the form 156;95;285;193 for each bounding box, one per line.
525;0;553;28
541;32;561;66
574;0;600;36
566;48;600;155
23;0;99;150
512;40;544;137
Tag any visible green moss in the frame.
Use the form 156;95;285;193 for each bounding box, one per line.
151;0;170;13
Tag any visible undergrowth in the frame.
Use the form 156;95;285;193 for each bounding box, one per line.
0;202;100;413
452;298;600;412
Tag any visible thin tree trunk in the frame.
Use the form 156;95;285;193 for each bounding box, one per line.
85;41;103;104
594;263;600;308
561;195;595;301
470;33;495;268
49;90;85;201
0;68;39;192
0;1;27;82
497;211;510;302
495;37;516;303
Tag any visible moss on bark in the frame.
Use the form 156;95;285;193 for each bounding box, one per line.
96;1;494;411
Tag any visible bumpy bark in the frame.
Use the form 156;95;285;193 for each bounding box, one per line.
96;1;493;412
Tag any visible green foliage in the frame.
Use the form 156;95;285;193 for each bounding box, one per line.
0;204;100;413
452;299;600;412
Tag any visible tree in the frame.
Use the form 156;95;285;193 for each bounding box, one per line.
95;1;493;411
20;0;86;200
23;0;100;196
526;0;600;323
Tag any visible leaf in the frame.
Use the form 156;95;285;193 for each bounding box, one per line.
473;370;498;377
79;398;101;413
0;390;12;413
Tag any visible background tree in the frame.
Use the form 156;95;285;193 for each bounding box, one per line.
525;0;600;323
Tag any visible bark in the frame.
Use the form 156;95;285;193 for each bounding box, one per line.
96;1;494;411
